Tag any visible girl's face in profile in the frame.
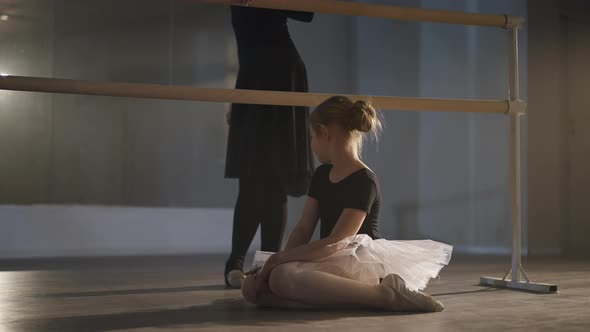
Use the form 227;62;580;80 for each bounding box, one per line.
311;126;330;164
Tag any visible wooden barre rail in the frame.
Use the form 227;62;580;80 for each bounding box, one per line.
194;0;524;28
0;76;512;114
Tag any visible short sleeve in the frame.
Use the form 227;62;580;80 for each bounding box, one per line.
308;164;327;199
342;177;376;213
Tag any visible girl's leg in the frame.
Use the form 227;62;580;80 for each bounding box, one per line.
242;274;311;309
268;263;393;310
243;263;442;312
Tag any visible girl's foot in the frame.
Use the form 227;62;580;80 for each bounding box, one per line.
379;274;444;312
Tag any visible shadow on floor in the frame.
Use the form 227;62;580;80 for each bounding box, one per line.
431;286;503;296
43;284;506;299
39;284;229;298
10;297;428;331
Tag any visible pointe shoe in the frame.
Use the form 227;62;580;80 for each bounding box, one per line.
380;274;444;312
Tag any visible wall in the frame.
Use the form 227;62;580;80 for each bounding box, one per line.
357;0;527;254
527;0;590;257
1;0;529;258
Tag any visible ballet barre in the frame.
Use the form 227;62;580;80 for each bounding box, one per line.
194;0;524;28
0;76;521;115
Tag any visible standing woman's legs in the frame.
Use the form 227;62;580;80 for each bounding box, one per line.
226;178;261;287
226;177;289;287
260;178;288;252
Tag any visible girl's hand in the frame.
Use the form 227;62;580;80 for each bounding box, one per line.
244;266;261;276
225;111;231;126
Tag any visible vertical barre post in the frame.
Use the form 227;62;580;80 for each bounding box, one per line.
474;21;556;294
509;27;521;283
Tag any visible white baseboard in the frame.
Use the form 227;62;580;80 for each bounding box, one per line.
452;244;525;256
527;247;562;257
0;205;246;258
1;205;520;259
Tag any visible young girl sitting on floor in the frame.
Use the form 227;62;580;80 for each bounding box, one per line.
241;96;452;312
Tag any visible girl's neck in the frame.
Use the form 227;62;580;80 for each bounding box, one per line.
329;149;364;173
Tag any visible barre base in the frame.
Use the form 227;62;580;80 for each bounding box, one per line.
479;276;558;294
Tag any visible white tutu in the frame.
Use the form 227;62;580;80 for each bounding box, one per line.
252;234;452;291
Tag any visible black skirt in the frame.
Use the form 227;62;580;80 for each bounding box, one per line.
225;38;314;197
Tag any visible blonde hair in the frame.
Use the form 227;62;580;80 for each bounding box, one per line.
310;96;382;157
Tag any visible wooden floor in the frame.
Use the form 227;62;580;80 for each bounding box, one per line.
1;255;589;331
